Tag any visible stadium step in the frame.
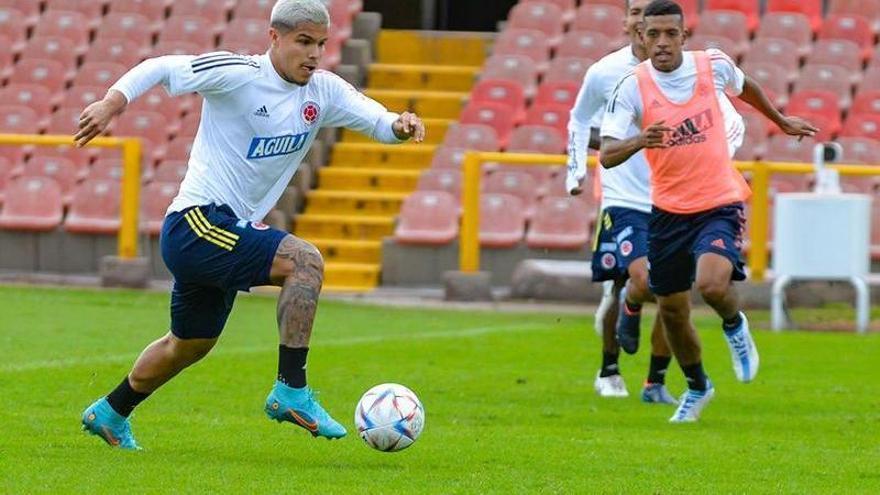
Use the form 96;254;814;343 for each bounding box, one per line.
376;30;490;66
340;118;452;145
311;239;382;264
368;63;481;92
305;190;408;215
294;213;395;239
323;262;381;290
330;142;435;169
318;168;421;192
364;89;467;120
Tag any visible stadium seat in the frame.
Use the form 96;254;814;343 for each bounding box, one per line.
851;90;880;117
84;38;145;68
829;0;880;33
807;40;864;81
21;156;78;204
109;0;168;22
64;179;122;234
479;193;525;248
697;10;750;57
221;18;266;47
417;169;462;199
0;7;26;51
170;0;231;32
534;81;579;108
221;40;266;56
459;101;516;147
177;111;202;138
34;10;91;49
492;29;551;68
755;13;814;57
232;0;274;21
163;137;194;162
572;4;627;41
483;170;537;217
740;62;790;107
158;16;217;48
786;90;842;138
393;191;458;245
688;35;744;60
525;196;590;250
0;176;64;231
113;111;170;154
766;0;824;32
44;0;105;22
542;56;593;83
20;36;80;68
520;0;575;23
704;0;760;32
8;59;68;94
480;54;539;94
0;84;54;118
507;2;564;48
0;105;39;134
72;62;128;88
841;114;880;140
862;67;880;93
140;181;179;235
795;65;854;110
769;174;812;195
734;131;767;161
836;137;880;165
744;38;801;82
0;0;40;24
524;103;569;141
151;40;202;57
427;147;468;171
0;34;12;74
0;156;12;204
442;124;500;152
507;125;566;155
327;0;353;41
128;88;189;123
29;146;92;174
45;108;86;136
741;112;771;140
153;160;188;183
87;159;125;182
764;135;817;162
871;48;880;68
470;79;527;122
819;14;876;60
96;13;156;46
555;30;615;60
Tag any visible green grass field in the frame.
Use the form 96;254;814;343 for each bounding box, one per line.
1;285;879;494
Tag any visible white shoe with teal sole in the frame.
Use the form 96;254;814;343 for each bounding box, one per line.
265;381;347;439
81;398;141;450
723;312;760;383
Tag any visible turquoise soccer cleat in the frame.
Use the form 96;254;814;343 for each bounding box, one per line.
81;398;141;450
265;381;347;439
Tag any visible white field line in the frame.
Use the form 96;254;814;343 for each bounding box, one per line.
1;323;552;373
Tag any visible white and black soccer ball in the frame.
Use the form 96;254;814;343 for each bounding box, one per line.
354;383;425;452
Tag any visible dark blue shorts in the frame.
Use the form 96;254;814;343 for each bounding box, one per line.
160;204;288;339
591;206;650;282
647;202;747;296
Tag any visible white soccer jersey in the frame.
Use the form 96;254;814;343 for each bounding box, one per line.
111;52;403;221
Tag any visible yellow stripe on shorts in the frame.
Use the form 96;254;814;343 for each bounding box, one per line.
191;207;240;242
184;210;235;251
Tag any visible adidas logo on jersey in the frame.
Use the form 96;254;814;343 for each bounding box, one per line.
254;105;270;118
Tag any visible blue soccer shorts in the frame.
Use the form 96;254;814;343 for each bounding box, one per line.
591;206;651;282
160;204;288;339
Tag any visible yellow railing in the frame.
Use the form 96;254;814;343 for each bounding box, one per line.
460;151;880;282
0;134;142;259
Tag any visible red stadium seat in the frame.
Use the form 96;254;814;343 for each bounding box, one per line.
480;54;539;94
829;0;880;33
129;88;189;123
542;56;593;83
430;146;466;170
8;59;68;94
507;2;564;47
96;13;156;45
44;0;106;21
0;105;39;134
807;40;864;81
795;65;854;110
469;79;526;121
0;0;40;23
704;0;760;32
0;34;12;74
767;0;823;32
417;169;462;199
34;10;90;48
755;13;813;57
0;177;64;231
524;103;569;141
483;170;537;215
85;38;145;67
327;0;353;41
109;0;168;22
534;81;579;108
698;10;749;57
862;67;880;93
492;29;550;67
764;135;817;162
769;174;812;195
0;7;27;51
688;35;744;60
178;111;202;138
20;36;79;68
744;38;801;82
0;157;12;204
836;137;880;165
572;4;626;41
507;125;566;155
819;14;876;60
88;159;124;181
787;90;842;137
851;90;880;117
151;40;202;57
232;0;274;21
64;179;122;234
163;137;194;163
221;18;266;47
740;62;790;107
158;16;217;48
871;48;880;68
479;193;525;248
221;40;266;56
525;196;590;250
29;146;92;173
841;114;880;140
734;131;767;160
0;84;54;117
140;181;179;234
46;108;86;135
393;191;458;245
555;30;615;60
741;112;771;140
442;124;500;152
170;0;231;31
460;100;516;147
153;160;188;183
521;0;575;23
21;156;78;204
113;110;170;150
73;62;128;88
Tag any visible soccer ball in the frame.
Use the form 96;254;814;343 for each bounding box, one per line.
354;383;425;452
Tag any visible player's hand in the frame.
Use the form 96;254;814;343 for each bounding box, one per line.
640;120;672;149
74;91;127;147
779;116;820;141
392;112;426;143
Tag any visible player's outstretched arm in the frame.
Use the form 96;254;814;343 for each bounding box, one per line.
74;89;127;147
600;121;671;168
738;76;820;139
391;111;425;143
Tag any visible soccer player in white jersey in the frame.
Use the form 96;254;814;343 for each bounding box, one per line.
76;0;425;449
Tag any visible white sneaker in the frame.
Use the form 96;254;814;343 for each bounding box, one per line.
594;280;615;337
669;380;715;423
594;371;629;398
723;312;760;383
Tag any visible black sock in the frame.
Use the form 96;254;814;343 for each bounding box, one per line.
105;376;150;417
680;362;708;392
278;345;308;388
647;354;672;385
722;312;743;333
600;351;620;377
624;299;643;314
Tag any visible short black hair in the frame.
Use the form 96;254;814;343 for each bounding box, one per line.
644;0;684;18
